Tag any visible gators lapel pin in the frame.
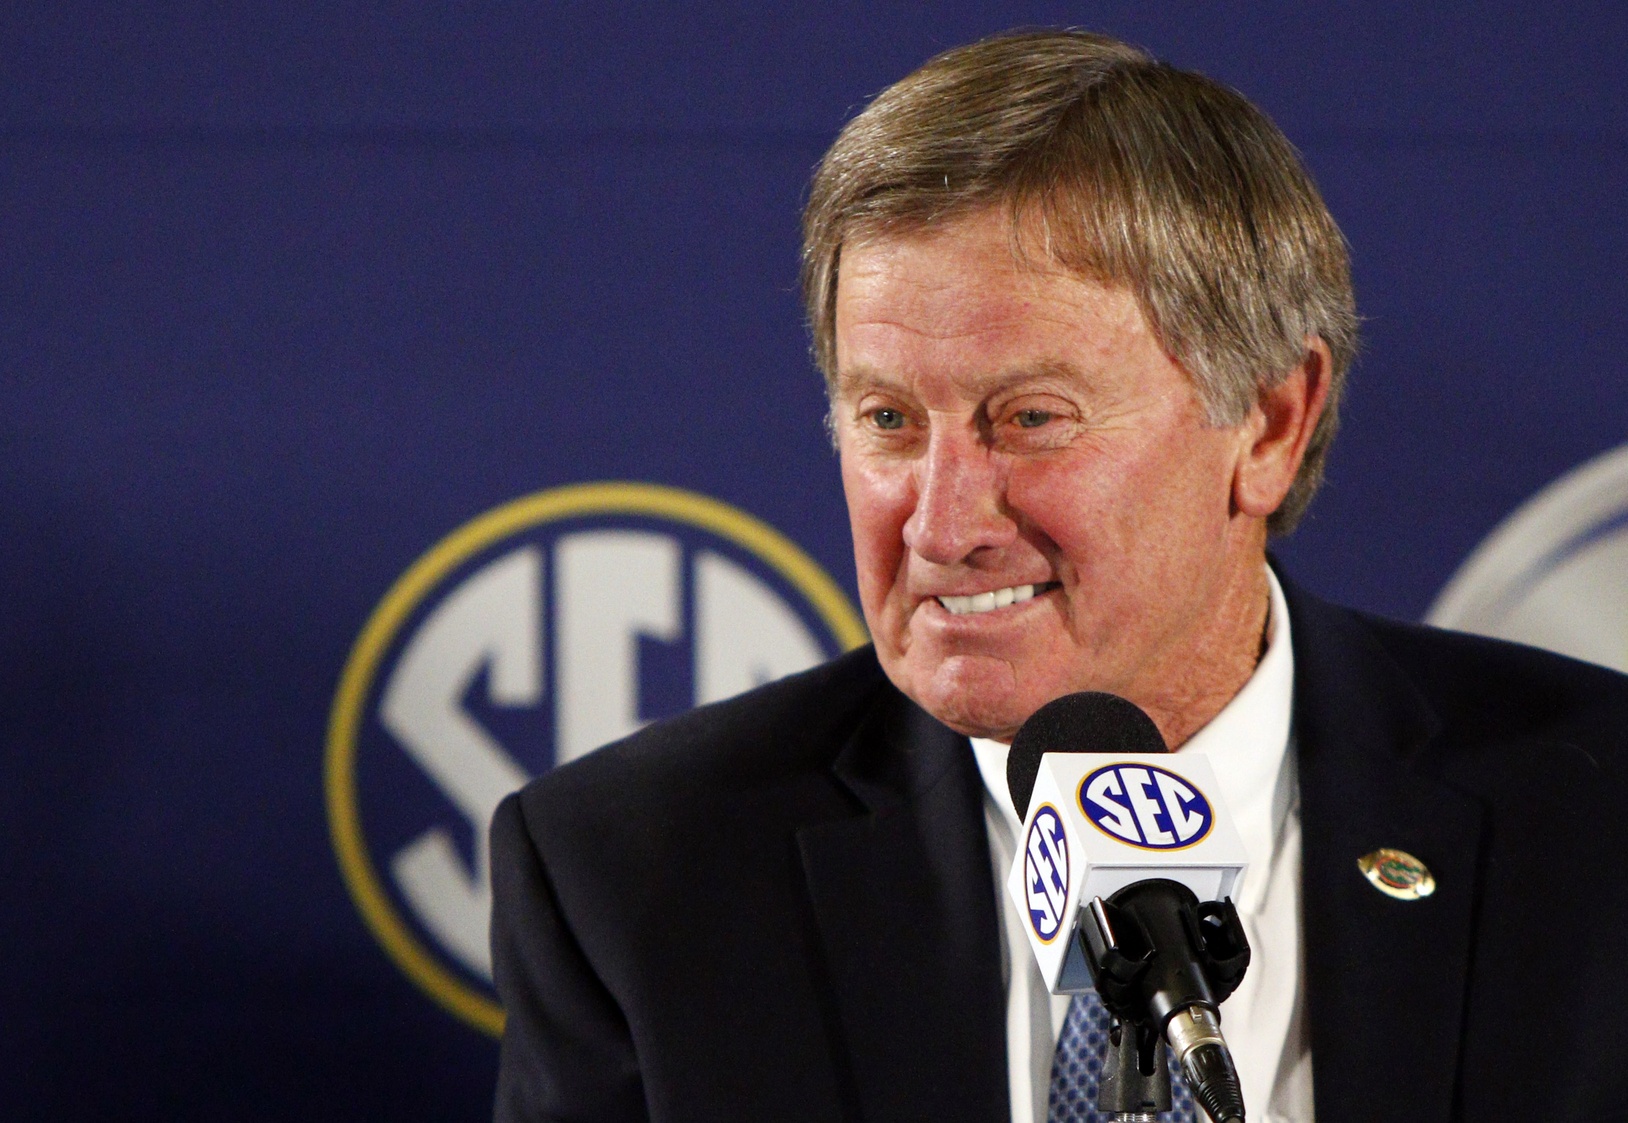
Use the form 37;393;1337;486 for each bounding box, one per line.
1357;848;1436;901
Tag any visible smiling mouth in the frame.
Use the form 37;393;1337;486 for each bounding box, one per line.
936;583;1059;616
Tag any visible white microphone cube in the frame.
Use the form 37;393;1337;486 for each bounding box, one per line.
1005;752;1248;994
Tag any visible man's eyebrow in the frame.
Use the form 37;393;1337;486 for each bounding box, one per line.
833;364;890;398
1008;357;1090;390
836;358;1089;396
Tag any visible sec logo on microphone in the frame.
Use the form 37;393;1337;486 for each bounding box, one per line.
325;482;865;1034
1079;762;1214;850
1024;804;1070;943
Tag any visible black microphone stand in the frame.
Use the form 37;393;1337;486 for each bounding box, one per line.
1095;1013;1172;1121
1078;882;1251;1122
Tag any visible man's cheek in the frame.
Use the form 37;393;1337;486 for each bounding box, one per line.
848;532;901;619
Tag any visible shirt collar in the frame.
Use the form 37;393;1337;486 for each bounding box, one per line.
1177;566;1296;914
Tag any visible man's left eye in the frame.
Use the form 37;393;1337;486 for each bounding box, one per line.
1015;409;1052;428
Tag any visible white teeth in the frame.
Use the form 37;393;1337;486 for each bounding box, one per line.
938;584;1043;616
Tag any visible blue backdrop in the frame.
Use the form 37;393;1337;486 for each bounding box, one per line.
5;4;1626;1118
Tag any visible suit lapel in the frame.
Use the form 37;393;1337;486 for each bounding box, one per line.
790;580;1484;1122
796;691;1008;1123
1286;581;1484;1123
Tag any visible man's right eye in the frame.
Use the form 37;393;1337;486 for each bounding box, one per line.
871;408;905;430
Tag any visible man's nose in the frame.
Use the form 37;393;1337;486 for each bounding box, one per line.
902;426;1014;564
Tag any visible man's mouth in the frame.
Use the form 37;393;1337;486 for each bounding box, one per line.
936;582;1058;616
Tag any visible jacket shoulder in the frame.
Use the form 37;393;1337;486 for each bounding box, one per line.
1315;595;1628;759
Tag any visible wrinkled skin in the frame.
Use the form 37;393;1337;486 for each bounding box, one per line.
831;208;1328;746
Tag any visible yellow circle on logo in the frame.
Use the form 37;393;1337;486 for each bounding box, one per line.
325;481;867;1035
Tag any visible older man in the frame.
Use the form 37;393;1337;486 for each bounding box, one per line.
492;31;1627;1123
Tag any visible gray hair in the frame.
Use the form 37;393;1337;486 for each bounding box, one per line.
801;29;1357;533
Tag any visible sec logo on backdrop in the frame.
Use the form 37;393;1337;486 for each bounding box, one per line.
1430;441;1628;673
326;482;866;1034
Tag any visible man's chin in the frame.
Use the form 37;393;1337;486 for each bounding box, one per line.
888;652;1039;743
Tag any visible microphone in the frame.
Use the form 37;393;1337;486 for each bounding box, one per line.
1005;692;1251;1123
1007;692;1163;820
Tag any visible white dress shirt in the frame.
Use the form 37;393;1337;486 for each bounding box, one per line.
970;568;1314;1123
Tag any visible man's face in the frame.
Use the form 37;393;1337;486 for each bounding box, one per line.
832;208;1267;743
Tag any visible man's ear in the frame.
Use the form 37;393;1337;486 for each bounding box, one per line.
1233;337;1332;519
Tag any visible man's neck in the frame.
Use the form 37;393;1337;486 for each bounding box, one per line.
1131;556;1272;750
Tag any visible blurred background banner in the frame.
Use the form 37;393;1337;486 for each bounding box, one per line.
4;4;1625;1118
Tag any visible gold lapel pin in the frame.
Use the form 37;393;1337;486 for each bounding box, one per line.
1357;848;1436;901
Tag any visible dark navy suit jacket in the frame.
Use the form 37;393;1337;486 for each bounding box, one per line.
490;578;1628;1122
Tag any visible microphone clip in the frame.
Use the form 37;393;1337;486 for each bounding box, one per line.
1081;882;1249;1021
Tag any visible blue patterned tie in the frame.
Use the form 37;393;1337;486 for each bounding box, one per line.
1047;989;1199;1122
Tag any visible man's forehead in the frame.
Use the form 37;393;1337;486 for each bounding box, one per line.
834;261;1155;405
837;211;1083;296
836;218;1145;336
